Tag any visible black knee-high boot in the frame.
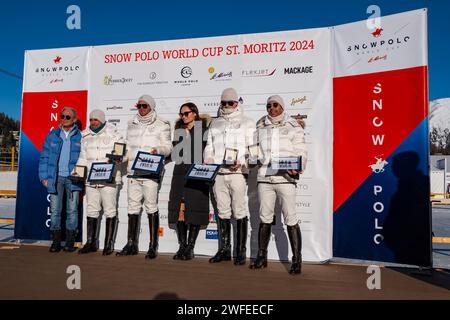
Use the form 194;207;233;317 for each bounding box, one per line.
182;224;200;260
209;218;231;263
234;217;248;265
145;212;159;259
287;224;302;274
79;217;98;254
173;221;187;260
103;217;117;256
116;214;140;256
250;223;271;269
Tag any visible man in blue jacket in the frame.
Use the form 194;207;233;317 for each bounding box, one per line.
38;107;83;252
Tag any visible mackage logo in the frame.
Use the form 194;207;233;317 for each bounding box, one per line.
284;66;313;74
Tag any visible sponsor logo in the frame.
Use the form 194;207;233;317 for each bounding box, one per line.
371;28;383;38
241;68;276;78
181;66;192;78
35;56;81;75
137;72;168;86
106;105;123;111
108;119;120;124
209;67;232;81
346;27;411;56
296;201;311;208
368;54;388;63
174;66;198;86
206;229;218;239
103;75;133;85
284;66;313;74
209;211;217;223
290;96;307;106
368;156;388;173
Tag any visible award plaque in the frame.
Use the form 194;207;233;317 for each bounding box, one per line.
130;151;165;178
69;165;87;182
270;156;302;171
247;143;263;165
87;162;115;183
290;114;308;119
186;164;221;183
223;148;238;166
106;142;126;162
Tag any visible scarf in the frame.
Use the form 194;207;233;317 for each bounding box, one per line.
90;122;106;134
137;110;156;125
268;112;285;125
219;105;242;120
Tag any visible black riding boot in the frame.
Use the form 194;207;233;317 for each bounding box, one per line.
287;224;302;274
234;217;248;265
209;218;231;263
173;221;187;260
103;216;117;255
250;223;271;269
79;217;98;254
116;214;140;256
49;230;62;253
145;212;159;259
64;229;78;252
182;224;200;260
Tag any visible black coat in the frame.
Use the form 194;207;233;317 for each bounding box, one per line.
168;115;211;226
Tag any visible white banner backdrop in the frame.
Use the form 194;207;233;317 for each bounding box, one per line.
88;27;332;262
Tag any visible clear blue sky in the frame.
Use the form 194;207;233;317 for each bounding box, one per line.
0;0;448;120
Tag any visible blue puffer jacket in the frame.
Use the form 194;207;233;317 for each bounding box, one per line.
38;126;83;193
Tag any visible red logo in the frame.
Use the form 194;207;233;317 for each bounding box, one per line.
53;56;62;64
371;28;383;38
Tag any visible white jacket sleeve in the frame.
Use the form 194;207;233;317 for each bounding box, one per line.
75;136;88;168
156;122;172;157
292;125;308;171
203;126;214;163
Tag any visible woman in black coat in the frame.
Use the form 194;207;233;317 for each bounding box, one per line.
168;102;211;260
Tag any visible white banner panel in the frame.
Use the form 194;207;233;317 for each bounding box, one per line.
89;28;332;262
23;46;90;92
334;9;427;78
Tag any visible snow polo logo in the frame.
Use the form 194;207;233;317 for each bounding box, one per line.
53;56;62;64
371;28;383;38
369;156;388;173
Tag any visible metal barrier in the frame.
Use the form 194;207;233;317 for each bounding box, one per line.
0;147;18;172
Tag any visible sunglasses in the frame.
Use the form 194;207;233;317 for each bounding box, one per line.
179;111;193;117
266;102;281;109
60;114;72;120
136;104;150;109
221;101;237;107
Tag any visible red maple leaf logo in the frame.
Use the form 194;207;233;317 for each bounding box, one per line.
53;56;62;64
371;28;383;38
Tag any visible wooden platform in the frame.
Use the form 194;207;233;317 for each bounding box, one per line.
0;244;449;300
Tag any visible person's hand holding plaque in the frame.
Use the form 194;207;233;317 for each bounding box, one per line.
150;148;158;155
230;160;241;172
106;142;126;163
223;148;238;167
69;165;87;182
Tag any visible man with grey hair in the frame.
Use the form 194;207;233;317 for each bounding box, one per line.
39;106;83;253
117;95;172;259
204;88;255;266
